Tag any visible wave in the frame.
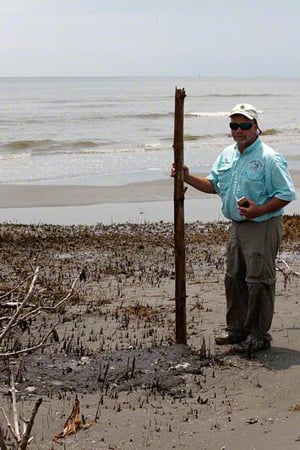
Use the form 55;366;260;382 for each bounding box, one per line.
0;152;32;161
112;111;233;120
71;140;99;148
1;138;107;154
0;126;297;161
262;127;300;136
117;109;284;120
202;93;277;98
184;133;221;141
2;107;283;124
113;109;259;119
186;111;228;118
161;131;226;142
4;139;53;151
262;128;282;136
184;134;201;141
116;112;173;120
0;138;165;158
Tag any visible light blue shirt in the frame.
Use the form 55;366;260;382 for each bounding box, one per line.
207;137;296;222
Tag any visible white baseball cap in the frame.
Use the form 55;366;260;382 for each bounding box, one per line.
229;103;258;121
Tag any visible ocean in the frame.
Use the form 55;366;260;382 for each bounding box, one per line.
1;76;300;186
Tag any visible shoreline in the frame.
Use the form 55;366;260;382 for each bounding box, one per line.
0;171;299;225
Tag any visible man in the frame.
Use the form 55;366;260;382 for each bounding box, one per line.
171;103;296;354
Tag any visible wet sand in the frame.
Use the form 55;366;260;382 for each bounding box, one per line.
0;170;299;225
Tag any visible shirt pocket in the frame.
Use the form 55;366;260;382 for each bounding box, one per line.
246;168;264;181
217;165;232;195
244;168;266;200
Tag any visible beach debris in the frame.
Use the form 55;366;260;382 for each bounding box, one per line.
276;257;300;288
289;404;300;411
0;267;89;358
53;395;96;445
256;376;262;388
246;417;259;424
171;362;191;370
0;267;40;342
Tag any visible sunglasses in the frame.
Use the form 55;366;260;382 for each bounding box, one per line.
229;122;254;131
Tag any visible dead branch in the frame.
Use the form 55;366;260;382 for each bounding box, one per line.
0;425;8;450
0;267;40;341
0;376;42;450
0;406;16;444
18;398;42;450
0;316;10;323
0;269;89;358
276;257;300;289
0;302;35;309
276;257;300;277
50;270;89;311
0;272;38;302
10;372;21;442
0;320;59;358
18;274;89;322
2;273;89;329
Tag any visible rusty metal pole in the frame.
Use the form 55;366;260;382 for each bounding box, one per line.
173;87;187;345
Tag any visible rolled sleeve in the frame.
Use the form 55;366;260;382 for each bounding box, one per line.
207;173;219;194
207;154;223;194
267;155;296;201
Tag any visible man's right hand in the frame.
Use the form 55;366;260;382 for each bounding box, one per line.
171;163;216;194
170;163;190;181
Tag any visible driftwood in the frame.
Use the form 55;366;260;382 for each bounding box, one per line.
0;320;59;358
0;267;40;342
276;257;300;288
0;372;42;449
0;267;89;358
0;267;90;448
0;425;8;450
0;272;38;302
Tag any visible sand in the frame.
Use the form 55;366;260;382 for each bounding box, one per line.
0;170;299;225
0;171;299;449
0;217;299;450
0;178;223;225
0;171;299;208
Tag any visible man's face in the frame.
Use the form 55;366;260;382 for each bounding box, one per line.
229;114;258;151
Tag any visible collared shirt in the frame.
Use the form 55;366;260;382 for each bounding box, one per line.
207;137;296;222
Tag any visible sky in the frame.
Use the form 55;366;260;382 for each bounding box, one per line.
1;0;300;77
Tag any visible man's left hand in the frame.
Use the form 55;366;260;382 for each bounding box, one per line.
238;198;262;219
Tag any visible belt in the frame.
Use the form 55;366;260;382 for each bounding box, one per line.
232;219;252;224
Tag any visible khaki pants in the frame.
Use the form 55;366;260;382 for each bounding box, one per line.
225;216;282;340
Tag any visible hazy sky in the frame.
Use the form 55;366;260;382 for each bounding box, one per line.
1;0;299;77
